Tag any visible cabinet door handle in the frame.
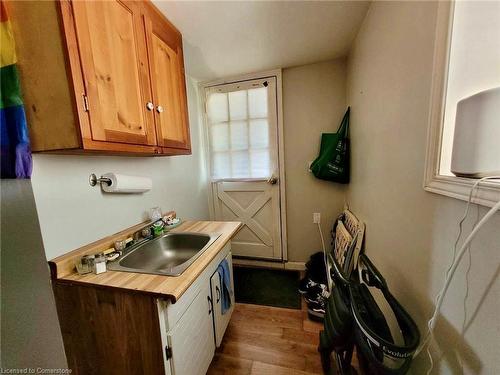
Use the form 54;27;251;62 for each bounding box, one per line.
216;285;220;303
207;295;212;315
146;102;154;111
156;105;164;113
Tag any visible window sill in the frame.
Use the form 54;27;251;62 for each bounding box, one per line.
424;175;500;207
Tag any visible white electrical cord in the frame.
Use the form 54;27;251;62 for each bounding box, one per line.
415;176;500;374
317;221;332;290
318;222;327;254
446;176;500;279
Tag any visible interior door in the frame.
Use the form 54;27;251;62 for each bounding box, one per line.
72;0;156;145
145;10;190;150
206;77;283;260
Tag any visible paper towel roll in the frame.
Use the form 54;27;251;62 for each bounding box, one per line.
101;173;152;194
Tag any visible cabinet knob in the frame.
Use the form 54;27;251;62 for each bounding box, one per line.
156;105;164;113
146;102;154;111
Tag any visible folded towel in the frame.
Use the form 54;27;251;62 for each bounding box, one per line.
217;259;232;314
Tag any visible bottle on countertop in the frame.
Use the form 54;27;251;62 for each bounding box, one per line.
93;253;107;274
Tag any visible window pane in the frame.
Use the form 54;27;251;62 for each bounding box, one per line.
229;90;247;121
249;119;269;149
250;149;271;178
210;123;229;152
212;152;230;179
232;151;249;178
439;1;500;175
248;87;268;118
230;121;248;151
207;93;228;123
207;80;276;180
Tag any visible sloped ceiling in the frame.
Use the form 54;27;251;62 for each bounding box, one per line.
153;1;370;81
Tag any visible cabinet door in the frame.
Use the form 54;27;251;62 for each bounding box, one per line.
144;7;191;152
167;286;215;375
210;253;235;347
71;0;157;146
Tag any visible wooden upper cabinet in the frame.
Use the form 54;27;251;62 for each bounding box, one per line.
145;4;191;151
72;0;157;146
9;0;191;156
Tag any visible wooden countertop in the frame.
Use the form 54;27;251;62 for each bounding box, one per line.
49;221;241;302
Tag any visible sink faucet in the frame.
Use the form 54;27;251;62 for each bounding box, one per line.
129;217;167;248
132;217;165;242
133;227;153;243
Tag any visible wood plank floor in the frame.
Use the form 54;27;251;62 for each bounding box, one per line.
207;301;325;375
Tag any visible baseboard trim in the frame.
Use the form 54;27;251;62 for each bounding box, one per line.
233;258;306;271
284;262;307;271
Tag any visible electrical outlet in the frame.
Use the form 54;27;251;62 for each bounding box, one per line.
313;212;321;224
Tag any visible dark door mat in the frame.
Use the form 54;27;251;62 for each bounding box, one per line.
233;266;301;309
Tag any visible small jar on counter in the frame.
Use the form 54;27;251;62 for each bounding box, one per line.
76;254;94;275
93;253;107;274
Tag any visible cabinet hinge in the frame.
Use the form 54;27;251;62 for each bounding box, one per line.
165;345;173;360
82;94;89;112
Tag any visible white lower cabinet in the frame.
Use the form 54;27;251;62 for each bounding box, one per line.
167;284;215;375
158;244;234;375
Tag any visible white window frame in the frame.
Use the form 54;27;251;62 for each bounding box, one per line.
423;1;500;207
199;69;288;260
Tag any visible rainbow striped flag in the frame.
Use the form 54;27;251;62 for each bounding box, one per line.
0;1;32;178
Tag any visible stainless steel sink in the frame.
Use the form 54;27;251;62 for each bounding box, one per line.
107;232;221;276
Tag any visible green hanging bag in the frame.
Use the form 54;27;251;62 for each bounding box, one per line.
310;107;350;183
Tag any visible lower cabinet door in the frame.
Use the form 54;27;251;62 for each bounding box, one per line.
210;252;235;347
167;285;215;375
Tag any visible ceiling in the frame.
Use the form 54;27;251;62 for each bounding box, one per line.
153;1;370;81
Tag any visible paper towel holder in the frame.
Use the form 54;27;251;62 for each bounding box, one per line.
89;173;111;187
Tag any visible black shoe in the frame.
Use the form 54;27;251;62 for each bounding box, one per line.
307;299;326;321
299;278;318;294
306;251;325;270
309;300;326;314
304;283;329;303
305;254;328;285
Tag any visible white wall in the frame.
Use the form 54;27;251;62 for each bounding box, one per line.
440;1;500;175
282;60;347;262
346;2;500;373
31;77;210;260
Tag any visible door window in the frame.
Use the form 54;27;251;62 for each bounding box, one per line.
206;78;277;180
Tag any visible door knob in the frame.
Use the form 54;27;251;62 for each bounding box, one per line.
156;105;164;113
267;175;278;185
146;102;154;111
